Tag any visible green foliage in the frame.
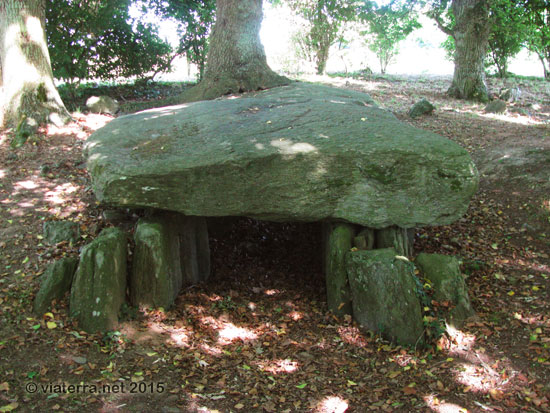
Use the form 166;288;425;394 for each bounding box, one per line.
213;296;237;311
523;0;550;79
46;0;173;84
56;80;190;111
361;0;420;74
487;0;529;78
279;0;363;74
413;274;446;342
145;0;215;80
435;0;548;79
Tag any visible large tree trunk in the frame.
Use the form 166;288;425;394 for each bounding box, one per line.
447;0;490;102
181;0;289;102
0;0;69;134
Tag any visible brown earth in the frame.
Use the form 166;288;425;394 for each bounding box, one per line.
0;74;549;412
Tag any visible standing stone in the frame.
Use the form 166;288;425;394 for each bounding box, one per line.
179;215;211;285
375;226;413;257
484;100;507;114
353;228;375;250
346;249;424;346
131;216;183;308
415;253;474;326
408;98;435;118
34;257;78;315
324;223;355;316
86;96;119;114
70;228;127;332
43;220;80;245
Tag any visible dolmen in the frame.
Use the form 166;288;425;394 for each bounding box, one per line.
51;82;478;343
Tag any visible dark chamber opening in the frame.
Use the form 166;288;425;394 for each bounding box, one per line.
206;217;325;300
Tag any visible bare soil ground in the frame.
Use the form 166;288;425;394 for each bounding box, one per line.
0;74;549;412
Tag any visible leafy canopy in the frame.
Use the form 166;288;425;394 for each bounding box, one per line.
276;0;365;74
46;0;173;83
361;0;420;74
143;0;216;80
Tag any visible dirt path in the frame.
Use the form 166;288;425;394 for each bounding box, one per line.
0;76;549;412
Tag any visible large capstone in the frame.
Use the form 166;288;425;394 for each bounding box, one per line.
85;82;478;228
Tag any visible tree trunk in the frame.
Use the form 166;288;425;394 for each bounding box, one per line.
536;53;550;80
0;0;70;133
181;0;289;102
315;42;330;75
447;0;490;102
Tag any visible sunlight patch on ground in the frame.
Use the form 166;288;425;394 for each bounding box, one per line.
217;322;258;345
301;74;380;93
479;112;543;126
287;311;303;321
170;330;190;347
424;395;467;413
338;325;370;348
15;180;39;190
446;325;476;353
45;183;79;205
313;396;349;413
46;113;113;140
258;358;299;375
447;105;545;126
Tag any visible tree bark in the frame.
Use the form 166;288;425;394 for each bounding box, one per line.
0;0;70;133
181;0;289;102
315;42;330;75
447;0;490;102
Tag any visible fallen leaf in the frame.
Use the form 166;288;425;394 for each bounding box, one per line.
0;403;18;412
403;386;417;395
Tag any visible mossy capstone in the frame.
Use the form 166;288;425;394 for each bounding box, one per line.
85;82;478;228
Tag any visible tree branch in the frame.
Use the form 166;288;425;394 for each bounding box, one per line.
431;12;454;36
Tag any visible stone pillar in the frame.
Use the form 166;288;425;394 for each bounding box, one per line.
131;213;211;309
346;248;424;346
70;228;127;332
131;216;183;308
179;216;211;285
415;253;474;327
323;222;355;316
375;226;414;257
353;228;375;250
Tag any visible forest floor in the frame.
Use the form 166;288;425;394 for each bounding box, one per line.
0;74;549;413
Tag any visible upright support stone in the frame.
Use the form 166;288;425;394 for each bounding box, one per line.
131;216;183;308
346;248;424;346
375;226;413;257
179;216;211;285
353;228;375;250
34;257;78;315
415;253;474;326
70;228;127;333
324;222;355;316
